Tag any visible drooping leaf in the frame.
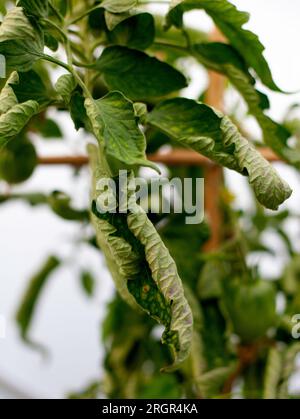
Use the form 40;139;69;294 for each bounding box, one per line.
0;7;44;71
166;0;281;91
16;255;60;344
147;98;292;210
88;145;193;370
126;204;194;371
85;91;158;171
55;74;77;104
0;72;39;147
88;144;143;310
93;46;187;100
17;0;49;17
192;42;300;165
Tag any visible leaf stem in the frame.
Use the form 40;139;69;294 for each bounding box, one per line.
49;1;64;22
41;18;67;41
68;4;102;26
153;40;189;54
42;54;71;71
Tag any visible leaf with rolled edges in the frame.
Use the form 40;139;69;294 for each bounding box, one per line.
147;98;292;210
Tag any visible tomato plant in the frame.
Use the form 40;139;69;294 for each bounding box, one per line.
0;0;300;399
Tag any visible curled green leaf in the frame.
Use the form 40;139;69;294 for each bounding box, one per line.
0;72;39;147
88;145;193;370
147;98;292;210
192;42;300;165
126;206;194;370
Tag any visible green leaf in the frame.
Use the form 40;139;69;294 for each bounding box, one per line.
263;347;283;399
107;12;155;50
80;271;95;297
192;42;300;165
55;74;77;104
100;0;137;13
166;0;281;91
0;7;44;71
89;146;193;370
0;72;39;147
17;0;49;17
94;46;187;100
88;144;143;311
10;69;51;105
85;91;158;171
16;255;60;345
147;98;292;210
126;204;193;371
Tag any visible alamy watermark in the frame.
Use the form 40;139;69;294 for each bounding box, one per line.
0;54;6;78
95;170;205;225
292;314;300;339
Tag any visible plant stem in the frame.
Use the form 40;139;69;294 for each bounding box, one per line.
73;60;95;68
49;1;64;22
42;54;71;72
153;40;189;54
41;18;67;40
68;4;102;26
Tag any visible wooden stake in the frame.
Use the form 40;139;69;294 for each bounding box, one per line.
203;28;226;251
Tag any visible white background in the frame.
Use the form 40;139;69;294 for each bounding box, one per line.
0;0;300;398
